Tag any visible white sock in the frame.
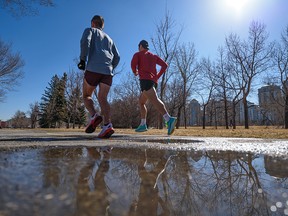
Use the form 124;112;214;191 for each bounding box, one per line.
163;113;170;122
140;119;146;125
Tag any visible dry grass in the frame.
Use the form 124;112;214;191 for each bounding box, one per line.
115;126;288;139
28;126;288;139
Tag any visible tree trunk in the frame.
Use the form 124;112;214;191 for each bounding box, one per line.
183;103;187;129
214;106;218;129
202;106;206;129
243;97;249;129
176;108;181;129
224;97;229;129
232;102;236;129
285;95;288;129
158;76;165;130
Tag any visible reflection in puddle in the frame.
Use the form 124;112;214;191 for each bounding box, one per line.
0;146;287;216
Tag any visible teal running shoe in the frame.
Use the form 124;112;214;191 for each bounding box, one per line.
135;124;148;132
167;117;177;135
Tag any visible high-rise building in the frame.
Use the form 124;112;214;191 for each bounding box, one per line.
258;85;282;107
188;99;201;126
258;85;283;125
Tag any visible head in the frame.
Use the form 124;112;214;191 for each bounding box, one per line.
138;40;149;51
91;15;104;30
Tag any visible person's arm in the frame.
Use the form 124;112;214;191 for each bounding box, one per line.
156;56;168;79
112;43;120;69
79;28;92;62
131;53;139;76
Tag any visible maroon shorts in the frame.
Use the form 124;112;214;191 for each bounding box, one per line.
84;70;113;86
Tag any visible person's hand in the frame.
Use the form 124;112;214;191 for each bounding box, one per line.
77;60;86;70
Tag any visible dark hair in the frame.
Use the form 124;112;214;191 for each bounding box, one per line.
91;15;104;28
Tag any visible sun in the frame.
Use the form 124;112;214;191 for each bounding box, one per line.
225;0;248;14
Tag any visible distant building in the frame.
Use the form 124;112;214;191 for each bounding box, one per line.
189;98;260;127
0;121;7;128
235;100;260;125
188;99;201;126
186;84;285;127
258;85;283;125
258;85;282;107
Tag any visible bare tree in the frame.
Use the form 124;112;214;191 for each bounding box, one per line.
222;52;243;129
225;21;274;129
66;69;85;129
11;110;29;128
214;46;244;129
164;78;182;120
214;47;231;129
198;57;217;129
111;72;140;128
0;39;24;102
274;25;288;128
28;101;39;128
173;42;199;128
0;0;55;17
151;9;182;128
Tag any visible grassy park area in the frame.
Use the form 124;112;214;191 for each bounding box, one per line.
37;126;288;139
115;126;288;139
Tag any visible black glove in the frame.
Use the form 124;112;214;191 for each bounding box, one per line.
77;60;86;70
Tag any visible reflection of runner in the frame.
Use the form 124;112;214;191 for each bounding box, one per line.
131;40;177;135
129;149;171;215
76;147;112;215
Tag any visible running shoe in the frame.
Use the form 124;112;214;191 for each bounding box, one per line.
98;123;115;138
85;114;103;133
135;124;148;132
167;117;177;135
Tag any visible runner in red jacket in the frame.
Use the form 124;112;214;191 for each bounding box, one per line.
131;40;177;135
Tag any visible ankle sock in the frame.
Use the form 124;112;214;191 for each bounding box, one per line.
163;113;170;122
140;119;146;125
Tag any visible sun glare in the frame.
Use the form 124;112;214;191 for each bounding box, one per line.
225;0;248;14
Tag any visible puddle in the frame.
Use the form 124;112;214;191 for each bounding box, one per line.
0;145;287;216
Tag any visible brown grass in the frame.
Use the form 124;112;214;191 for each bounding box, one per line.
25;126;288;139
115;126;288;139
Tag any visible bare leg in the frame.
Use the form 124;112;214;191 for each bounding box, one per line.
143;87;168;115
83;78;96;117
139;92;148;119
143;87;176;135
98;82;111;124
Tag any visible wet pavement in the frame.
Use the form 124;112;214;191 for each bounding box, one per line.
0;129;288;216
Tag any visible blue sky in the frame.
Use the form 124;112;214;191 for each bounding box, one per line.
1;0;287;121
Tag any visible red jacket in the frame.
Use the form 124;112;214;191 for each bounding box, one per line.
131;50;168;83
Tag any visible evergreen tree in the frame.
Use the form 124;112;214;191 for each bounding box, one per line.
39;75;58;128
39;73;67;128
53;73;67;127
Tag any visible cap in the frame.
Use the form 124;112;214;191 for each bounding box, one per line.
139;40;149;50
